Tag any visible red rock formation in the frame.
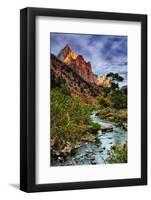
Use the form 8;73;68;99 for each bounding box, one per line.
95;75;111;87
58;44;77;64
70;55;94;83
51;54;101;102
57;45;95;83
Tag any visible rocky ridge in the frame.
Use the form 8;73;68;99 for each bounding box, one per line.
51;53;101;103
58;44;95;83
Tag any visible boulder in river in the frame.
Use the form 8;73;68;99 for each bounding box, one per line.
101;125;113;132
91;160;97;164
97;146;104;152
98;130;102;136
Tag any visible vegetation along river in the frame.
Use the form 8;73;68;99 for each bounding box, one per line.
63;111;127;165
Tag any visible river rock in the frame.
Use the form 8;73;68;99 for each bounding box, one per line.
97;146;104;152
61;143;73;155
95;137;101;145
58;156;64;163
75;153;85;159
74;142;81;149
55;151;60;156
95;112;100;116
81;133;96;142
86;153;95;159
101;125;113;132
122;123;127;130
85;149;93;153
91;160;97;164
68;158;76;165
98;130;102;136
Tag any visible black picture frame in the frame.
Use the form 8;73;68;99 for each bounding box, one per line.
20;7;147;192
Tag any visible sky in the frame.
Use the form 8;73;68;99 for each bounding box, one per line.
50;33;127;86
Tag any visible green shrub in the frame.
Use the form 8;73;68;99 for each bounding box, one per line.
111;90;127;109
107;143;127;163
89;122;101;131
97;96;112;107
51;89;98;150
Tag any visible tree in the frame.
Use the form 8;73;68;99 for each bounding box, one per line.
106;72;124;82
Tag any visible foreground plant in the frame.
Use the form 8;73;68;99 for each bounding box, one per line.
106;143;127;164
51;89;101;163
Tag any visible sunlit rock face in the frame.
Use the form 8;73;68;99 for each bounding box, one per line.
57;45;94;83
51;53;101;102
58;44;77;64
95;75;111;87
71;55;94;83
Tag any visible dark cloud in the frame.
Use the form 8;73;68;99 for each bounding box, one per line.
50;33;127;80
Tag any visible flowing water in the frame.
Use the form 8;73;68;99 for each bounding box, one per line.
64;111;127;165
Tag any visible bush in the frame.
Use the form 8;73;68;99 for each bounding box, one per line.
51;89;98;150
111;90;127;109
101;107;108;115
104;97;112;107
59;84;70;96
89;122;101;132
97;96;112;107
107;143;127;163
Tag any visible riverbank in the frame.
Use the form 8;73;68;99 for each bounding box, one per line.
51;111;127;166
51;130;99;165
50;89;102;165
96;107;127;129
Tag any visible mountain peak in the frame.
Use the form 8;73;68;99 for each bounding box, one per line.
63;44;72;51
57;45;94;83
58;44;77;64
76;54;85;61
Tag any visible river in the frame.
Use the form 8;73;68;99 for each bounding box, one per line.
63;111;127;165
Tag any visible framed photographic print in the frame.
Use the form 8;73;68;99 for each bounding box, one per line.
20;7;147;192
